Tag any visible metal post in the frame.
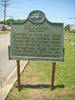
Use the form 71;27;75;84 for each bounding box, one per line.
16;61;21;88
51;62;56;90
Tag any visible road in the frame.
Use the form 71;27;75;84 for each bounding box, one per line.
0;33;16;84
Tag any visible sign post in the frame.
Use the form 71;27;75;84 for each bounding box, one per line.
16;61;21;88
51;62;56;90
9;10;64;90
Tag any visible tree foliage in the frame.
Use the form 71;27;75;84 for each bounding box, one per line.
0;18;25;25
64;24;70;32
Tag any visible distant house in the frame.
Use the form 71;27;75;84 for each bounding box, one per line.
70;24;75;32
7;26;11;31
0;24;3;31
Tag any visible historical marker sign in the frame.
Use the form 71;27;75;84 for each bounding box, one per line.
9;10;64;61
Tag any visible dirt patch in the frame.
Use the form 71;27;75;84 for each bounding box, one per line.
60;86;75;96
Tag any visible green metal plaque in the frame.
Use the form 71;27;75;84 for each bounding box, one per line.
9;10;64;61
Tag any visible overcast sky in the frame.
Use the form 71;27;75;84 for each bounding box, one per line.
0;0;75;25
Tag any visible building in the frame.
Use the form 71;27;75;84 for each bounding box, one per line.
0;24;3;31
70;24;75;32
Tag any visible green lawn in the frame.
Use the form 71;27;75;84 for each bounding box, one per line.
7;42;75;100
0;31;9;35
64;32;75;42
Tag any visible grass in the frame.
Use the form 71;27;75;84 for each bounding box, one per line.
64;32;75;42
6;41;75;100
6;32;75;99
0;31;9;35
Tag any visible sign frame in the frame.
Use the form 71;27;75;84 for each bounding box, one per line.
9;10;64;62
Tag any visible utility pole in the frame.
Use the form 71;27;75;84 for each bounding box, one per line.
1;0;10;32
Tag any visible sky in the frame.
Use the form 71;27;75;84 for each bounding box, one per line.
0;0;75;25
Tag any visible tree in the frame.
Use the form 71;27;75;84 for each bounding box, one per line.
6;18;15;25
0;19;25;25
64;24;70;32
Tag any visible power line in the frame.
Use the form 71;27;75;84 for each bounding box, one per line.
68;18;75;20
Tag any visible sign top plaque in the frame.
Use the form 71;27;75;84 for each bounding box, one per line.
9;10;64;61
29;10;45;24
